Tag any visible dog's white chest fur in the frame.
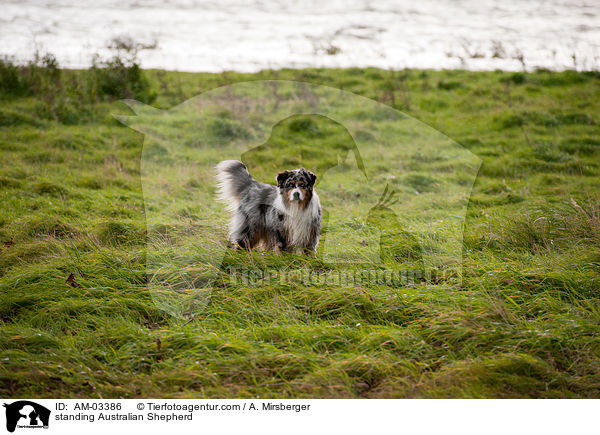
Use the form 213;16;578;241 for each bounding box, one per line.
274;191;321;247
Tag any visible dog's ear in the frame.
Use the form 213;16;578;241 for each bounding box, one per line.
306;170;317;186
276;171;291;187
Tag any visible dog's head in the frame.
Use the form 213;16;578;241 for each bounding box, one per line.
276;168;317;208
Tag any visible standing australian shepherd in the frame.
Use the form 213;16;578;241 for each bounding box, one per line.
215;160;321;253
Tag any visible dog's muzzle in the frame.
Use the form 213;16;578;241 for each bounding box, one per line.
290;188;303;201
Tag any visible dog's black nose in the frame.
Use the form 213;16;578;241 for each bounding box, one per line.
293;192;300;200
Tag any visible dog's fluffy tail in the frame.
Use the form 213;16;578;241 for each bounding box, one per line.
215;160;252;212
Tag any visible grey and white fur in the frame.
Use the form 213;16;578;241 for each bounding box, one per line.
215;160;321;253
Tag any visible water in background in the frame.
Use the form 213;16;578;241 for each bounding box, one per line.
1;0;599;71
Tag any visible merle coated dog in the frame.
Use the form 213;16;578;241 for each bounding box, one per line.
215;160;321;253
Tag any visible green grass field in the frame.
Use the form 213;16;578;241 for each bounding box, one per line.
1;59;599;398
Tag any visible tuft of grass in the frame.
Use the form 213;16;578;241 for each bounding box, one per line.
207;117;249;142
96;221;144;246
16;216;78;240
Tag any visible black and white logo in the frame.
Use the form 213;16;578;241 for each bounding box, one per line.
3;401;50;433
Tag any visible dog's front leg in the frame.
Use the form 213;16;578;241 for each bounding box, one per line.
275;231;289;253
